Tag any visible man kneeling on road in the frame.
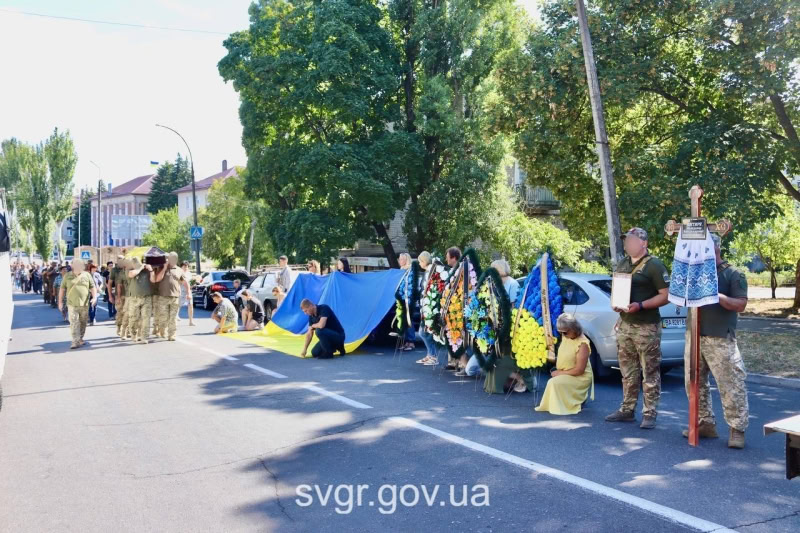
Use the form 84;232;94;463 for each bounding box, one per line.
300;299;345;359
240;290;265;331
211;292;238;334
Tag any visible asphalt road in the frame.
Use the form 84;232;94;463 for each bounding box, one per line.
1;293;799;532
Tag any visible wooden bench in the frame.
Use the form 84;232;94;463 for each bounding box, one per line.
764;414;800;480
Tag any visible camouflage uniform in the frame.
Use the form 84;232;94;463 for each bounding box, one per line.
120;266;135;339
152;294;166;337
111;266;127;336
62;270;93;348
617;321;663;417
614;252;670;419
126;260;153;343
684;262;749;433
155;263;187;341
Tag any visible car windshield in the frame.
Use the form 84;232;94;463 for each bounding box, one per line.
588;279;612;296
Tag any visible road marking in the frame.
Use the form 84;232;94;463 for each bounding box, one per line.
389;417;734;533
175;337;238;361
303;384;373;409
243;363;287;379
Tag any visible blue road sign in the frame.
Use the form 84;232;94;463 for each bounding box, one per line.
190;226;204;239
81;251;91;260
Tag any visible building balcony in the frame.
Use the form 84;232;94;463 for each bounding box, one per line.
514;184;560;213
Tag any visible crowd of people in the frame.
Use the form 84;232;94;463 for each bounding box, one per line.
11;225;750;449
376;227;750;450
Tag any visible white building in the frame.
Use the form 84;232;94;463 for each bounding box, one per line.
173;161;240;221
89;174;156;247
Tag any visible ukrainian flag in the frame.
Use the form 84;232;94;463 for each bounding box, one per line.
224;270;405;358
150;161;160;168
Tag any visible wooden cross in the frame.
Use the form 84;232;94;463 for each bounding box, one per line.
664;185;732;447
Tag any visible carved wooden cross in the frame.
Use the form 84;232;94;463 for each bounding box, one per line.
664;185;732;447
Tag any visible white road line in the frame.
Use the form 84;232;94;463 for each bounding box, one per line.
390;417;733;533
303;385;373;409
243;363;287;379
175;337;238;361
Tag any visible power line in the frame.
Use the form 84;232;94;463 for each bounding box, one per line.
0;7;233;36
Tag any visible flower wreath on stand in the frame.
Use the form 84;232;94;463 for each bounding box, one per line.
392;260;421;338
440;248;481;358
467;266;512;371
511;253;563;395
420;259;448;344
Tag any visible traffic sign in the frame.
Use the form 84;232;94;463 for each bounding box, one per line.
190;226;204;239
81;251;91;260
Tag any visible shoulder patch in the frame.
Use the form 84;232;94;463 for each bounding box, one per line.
663;271;670;283
738;275;747;290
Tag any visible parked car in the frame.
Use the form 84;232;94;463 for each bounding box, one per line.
517;272;686;376
193;270;251;310
233;270;282;323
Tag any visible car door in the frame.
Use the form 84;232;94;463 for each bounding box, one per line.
249;274;266;302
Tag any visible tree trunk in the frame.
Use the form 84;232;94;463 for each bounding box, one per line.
56;220;64;263
793;258;800;310
372;222;399;268
246;217;256;273
770;268;777;299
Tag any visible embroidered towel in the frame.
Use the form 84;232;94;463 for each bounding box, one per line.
668;230;719;307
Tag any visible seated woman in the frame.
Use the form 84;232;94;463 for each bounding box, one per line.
535;313;594;415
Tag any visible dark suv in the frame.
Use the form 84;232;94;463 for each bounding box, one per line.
192;270;251;310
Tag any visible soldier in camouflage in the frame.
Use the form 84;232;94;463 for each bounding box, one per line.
152;252;191;341
126;257;154;344
606;228;670;429
683;233;749;449
58;259;97;349
110;256;128;337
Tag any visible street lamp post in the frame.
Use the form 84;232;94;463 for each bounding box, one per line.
155;124;200;274
77;187;83;252
89;161;102;252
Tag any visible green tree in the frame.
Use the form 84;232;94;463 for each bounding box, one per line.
388;0;521;256
147;155;191;214
199;176;275;269
482;179;590;275
219;0;520;265
495;0;800;265
141;206;192;261
732;195;800;303
14;143;53;258
75;188;94;248
0;139;26;212
44;128;77;262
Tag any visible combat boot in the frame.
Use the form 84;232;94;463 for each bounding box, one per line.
728;428;745;449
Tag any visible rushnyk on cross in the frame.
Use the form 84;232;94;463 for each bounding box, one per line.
664;185;732;447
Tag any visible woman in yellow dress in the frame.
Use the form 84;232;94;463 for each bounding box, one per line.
535;313;594;415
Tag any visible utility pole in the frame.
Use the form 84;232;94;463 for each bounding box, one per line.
575;0;623;267
90;161;101;252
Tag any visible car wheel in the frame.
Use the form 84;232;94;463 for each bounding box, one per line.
203;291;213;310
263;300;273;323
589;340;612;379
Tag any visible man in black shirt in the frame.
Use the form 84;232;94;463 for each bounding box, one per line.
300;298;345;359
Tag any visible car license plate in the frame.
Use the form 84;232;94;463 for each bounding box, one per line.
663;318;686;329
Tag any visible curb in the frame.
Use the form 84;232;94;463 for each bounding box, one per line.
746;373;800;390
739;315;799;323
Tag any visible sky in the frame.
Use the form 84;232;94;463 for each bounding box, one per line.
0;1;539;195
